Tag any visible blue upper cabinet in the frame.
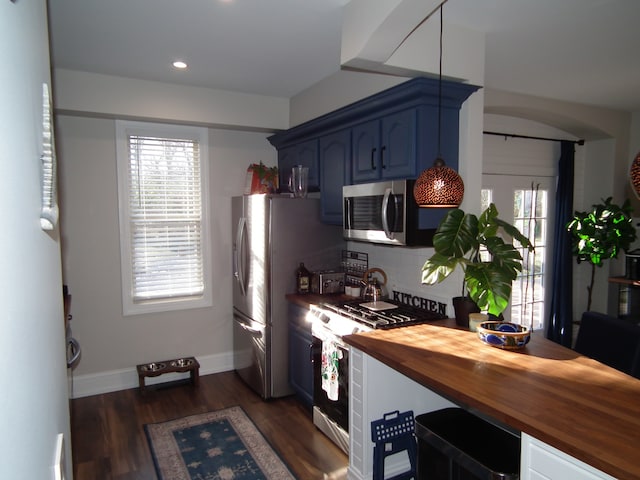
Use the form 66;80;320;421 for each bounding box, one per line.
277;139;319;193
268;77;480;223
319;130;351;224
351;119;380;183
352;109;418;183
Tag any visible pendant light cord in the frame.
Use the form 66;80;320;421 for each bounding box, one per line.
437;4;443;158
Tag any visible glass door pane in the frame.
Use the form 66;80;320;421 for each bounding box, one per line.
482;176;553;330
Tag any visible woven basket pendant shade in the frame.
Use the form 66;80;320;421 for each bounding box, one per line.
413;156;464;208
630;151;640;199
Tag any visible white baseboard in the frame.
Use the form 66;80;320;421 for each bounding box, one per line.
70;351;235;399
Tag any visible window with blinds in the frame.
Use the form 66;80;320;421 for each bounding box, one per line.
116;121;211;315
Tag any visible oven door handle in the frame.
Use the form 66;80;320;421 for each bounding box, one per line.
312;330;350;350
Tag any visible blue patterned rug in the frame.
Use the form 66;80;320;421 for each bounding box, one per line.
145;406;296;480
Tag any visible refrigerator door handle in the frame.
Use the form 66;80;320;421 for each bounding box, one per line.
67;337;81;367
234;217;247;296
237;320;262;337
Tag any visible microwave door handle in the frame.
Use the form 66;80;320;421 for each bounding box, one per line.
381;188;394;239
344;197;351;229
234;217;247;296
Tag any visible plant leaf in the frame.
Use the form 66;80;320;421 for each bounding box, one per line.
466;263;512;316
421;253;460;284
484;236;524;281
494;218;533;250
433;209;479;258
478;203;499;238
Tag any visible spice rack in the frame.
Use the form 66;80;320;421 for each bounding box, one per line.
342;250;368;287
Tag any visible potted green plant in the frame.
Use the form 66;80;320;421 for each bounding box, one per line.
567;197;636;312
248;162;279;193
421;204;534;325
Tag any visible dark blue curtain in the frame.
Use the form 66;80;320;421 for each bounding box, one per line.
546;141;575;346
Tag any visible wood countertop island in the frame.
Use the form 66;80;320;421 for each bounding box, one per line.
344;322;640;480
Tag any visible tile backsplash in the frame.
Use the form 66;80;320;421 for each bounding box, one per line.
346;241;462;318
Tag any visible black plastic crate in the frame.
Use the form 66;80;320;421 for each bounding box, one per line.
415;408;520;480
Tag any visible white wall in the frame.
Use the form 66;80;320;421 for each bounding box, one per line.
54;69;290;132
57;114;277;396
0;1;72;478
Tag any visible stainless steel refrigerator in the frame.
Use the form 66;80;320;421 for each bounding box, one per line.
232;195;344;399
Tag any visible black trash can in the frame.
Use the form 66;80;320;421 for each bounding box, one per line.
415;408;520;480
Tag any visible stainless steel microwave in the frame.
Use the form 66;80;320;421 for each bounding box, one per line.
343;179;439;247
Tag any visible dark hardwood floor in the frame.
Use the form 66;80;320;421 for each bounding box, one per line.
71;371;348;479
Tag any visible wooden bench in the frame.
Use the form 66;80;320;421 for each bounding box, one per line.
136;357;200;393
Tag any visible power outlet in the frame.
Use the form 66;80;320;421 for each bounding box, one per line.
53;433;66;480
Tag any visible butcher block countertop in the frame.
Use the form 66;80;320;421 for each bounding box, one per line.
343;322;640;480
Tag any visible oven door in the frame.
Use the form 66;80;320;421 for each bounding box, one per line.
312;328;350;453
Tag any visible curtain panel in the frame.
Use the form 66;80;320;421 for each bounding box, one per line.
546;141;575;346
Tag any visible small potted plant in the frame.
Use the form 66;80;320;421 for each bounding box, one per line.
247;162;278;194
421;204;534;326
567;197;636;312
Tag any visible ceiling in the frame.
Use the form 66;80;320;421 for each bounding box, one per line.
48;0;640;112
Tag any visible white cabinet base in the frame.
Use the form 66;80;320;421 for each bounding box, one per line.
349;348;454;480
520;433;615;480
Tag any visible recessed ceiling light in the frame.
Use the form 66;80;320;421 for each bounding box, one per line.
172;60;188;70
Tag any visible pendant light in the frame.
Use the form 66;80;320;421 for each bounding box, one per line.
413;3;465;208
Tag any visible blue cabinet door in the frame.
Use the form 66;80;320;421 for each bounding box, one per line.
278;139;319;193
288;304;313;410
352;119;381;183
352;109;417;183
381;109;417;179
319;130;351;225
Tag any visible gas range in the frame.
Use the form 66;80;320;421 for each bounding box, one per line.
309;299;446;337
308;298;446;455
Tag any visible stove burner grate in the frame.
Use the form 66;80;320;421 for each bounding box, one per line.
321;300;445;330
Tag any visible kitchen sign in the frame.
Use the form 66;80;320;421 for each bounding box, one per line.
392;290;447;317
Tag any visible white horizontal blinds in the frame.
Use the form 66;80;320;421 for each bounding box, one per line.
127;134;204;301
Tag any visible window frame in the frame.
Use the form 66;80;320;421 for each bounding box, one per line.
115;120;212;315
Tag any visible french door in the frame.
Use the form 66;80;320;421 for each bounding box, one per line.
482;175;554;330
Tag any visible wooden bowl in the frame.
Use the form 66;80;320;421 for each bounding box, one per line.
476;321;531;350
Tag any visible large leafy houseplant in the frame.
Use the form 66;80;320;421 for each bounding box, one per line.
421;204;533;317
567;197;636;312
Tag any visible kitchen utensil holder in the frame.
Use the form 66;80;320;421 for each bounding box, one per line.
371;410;417;480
